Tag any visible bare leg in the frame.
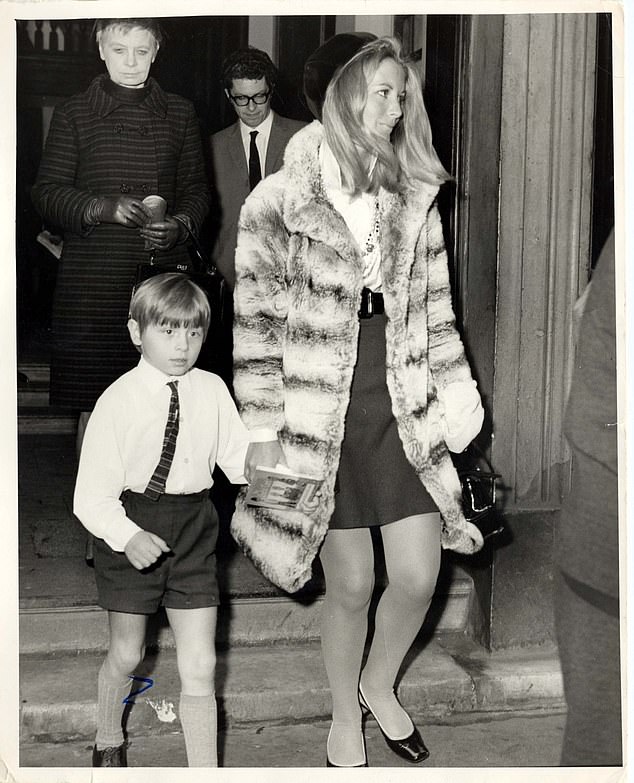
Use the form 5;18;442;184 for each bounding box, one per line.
319;527;374;766
96;610;147;749
166;606;218;767
360;513;441;737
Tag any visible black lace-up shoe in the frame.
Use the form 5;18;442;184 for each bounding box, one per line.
92;742;127;767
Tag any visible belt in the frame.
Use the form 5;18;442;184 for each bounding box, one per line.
358;287;384;319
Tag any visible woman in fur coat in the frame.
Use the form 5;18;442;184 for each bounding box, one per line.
231;36;484;767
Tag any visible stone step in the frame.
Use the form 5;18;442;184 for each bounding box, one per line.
17;386;50;407
18;406;77;434
19;639;564;744
19;562;475;654
17;365;50;408
18;363;50;385
17;364;75;433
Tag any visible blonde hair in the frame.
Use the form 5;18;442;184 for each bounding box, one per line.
129;273;211;338
322;36;449;194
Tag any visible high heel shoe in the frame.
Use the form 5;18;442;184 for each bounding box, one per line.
326;723;368;767
358;684;429;764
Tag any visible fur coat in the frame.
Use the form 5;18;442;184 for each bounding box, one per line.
231;121;483;593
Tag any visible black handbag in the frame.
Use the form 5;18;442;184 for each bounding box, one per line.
132;219;227;374
133;219;225;317
454;443;505;541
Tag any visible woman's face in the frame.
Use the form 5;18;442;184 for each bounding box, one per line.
361;58;406;140
99;26;158;89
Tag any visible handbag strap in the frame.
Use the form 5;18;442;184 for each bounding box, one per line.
172;216;219;278
465;439;500;477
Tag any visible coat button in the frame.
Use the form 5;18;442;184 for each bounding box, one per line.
114;123;124;134
138;126;149;136
141;184;149;193
120;184;131;194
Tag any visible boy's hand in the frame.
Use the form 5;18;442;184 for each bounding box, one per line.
245;440;287;483
124;531;171;570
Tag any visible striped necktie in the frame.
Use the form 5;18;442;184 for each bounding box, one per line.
144;380;180;501
249;130;262;191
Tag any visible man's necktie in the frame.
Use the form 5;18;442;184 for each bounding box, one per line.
249;130;262;191
144;380;180;501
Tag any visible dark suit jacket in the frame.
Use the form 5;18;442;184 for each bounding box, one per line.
210;111;305;288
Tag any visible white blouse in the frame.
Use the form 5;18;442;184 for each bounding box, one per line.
319;141;382;292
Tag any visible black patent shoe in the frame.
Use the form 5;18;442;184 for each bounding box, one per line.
92;742;127;767
359;686;429;764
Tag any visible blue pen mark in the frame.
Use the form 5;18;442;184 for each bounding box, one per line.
123;675;154;704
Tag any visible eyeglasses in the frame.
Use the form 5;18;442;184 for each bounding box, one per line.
229;91;271;107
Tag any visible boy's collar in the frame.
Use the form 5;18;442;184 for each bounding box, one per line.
137;356;192;392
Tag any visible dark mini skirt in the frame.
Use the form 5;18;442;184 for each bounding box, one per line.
329;312;437;529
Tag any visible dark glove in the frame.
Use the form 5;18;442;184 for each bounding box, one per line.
84;196;150;227
138;215;185;252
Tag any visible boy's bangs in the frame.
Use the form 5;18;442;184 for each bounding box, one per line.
155;304;205;330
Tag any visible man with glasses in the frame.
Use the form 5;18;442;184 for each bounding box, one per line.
210;47;305;289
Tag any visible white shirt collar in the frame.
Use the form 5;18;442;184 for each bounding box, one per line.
319;140;378;202
320;140;344;194
137;355;191;395
239;109;274;143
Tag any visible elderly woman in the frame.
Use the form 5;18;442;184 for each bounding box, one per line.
32;18;209;450
231;36;484;767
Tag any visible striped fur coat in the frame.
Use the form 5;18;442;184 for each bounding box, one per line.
231;121;483;593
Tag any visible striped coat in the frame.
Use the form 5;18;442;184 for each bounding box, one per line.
31;75;210;409
231;121;483;593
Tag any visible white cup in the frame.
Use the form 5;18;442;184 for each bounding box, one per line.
142;195;167;250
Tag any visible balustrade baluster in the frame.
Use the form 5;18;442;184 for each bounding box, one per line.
34;21;44;51
49;22;59;52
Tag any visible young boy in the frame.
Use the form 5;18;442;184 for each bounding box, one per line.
74;273;249;767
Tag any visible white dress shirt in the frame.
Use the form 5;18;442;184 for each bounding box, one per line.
74;357;249;552
239;111;274;171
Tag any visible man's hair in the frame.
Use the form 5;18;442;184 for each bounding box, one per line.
221;47;278;92
322;36;450;195
129;273;211;338
94;18;163;48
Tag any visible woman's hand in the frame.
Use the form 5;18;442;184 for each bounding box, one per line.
124;530;171;571
139;215;183;252
95;196;151;227
245;440;288;483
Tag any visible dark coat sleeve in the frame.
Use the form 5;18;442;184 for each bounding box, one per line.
31;102;95;236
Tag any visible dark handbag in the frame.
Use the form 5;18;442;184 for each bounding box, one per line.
132;219;227;373
454;443;505;541
133;218;225;318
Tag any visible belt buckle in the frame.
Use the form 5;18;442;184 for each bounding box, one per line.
358;288;373;319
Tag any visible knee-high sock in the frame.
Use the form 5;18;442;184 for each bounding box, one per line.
179;693;218;767
95;662;133;749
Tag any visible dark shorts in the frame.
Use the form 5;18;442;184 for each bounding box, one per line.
94;490;219;614
330;313;437;529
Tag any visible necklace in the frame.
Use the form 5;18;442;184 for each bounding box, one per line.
364;196;381;255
